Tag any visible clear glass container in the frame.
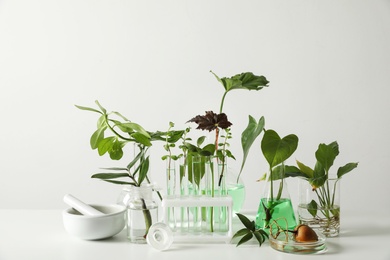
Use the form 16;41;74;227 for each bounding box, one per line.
126;185;158;243
298;178;340;237
255;174;297;232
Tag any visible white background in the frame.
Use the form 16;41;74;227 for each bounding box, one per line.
0;0;389;213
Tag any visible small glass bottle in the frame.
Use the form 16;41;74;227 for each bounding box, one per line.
126;185;158;243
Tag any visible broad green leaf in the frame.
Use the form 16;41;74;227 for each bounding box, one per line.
131;132;152;146
261;130;298;168
75;104;102;114
337;162;358;179
239;115;265;178
296;160;314;178
91;172;129;179
90;126;106;149
97;137;115;156
167;130;185;143
138;156;150;184
236;213;255;231
200;144;215;156
315;141;339;172
236;232;253;247
307;200;318;217
230;72;269;91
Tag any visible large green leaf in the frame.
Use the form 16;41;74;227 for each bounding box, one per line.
261;130;298;168
131;132;152;146
315;141;339;172
239;115;265;177
337;162;358;179
271;165;303;180
211;71;269;92
97;137;116;156
90;126;107;149
230;72;269;91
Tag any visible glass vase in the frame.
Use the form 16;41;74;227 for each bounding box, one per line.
126;185;158;243
298;178;340;237
255;176;297;232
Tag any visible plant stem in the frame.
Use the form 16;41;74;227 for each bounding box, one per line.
141;197;152;239
219;91;228;114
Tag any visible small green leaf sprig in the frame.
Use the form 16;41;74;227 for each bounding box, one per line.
233;213;268;247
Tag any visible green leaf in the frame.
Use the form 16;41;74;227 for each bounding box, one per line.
315;141;339;172
108;139;124;160
239;115;265;178
230;72;269;91
97;137;116;156
232;228;250;239
90;126;107;149
131;132;152;146
138;155;150;184
236;213;255;231
126;150;143;170
261;130;298;168
75;104;103;114
310;161;327;188
200;144;215;156
307;200;318;217
91;172;129;179
337;162;358;179
296;160;314;178
117;122;151;138
236;232;253;247
197;136;206;147
95;100;107;114
284;165;306;178
253;230;268;246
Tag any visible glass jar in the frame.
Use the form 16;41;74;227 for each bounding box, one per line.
126;185;158;243
298;178;341;237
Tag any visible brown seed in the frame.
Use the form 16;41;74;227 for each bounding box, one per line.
293;224;318;242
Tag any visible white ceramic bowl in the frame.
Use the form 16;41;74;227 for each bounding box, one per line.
63;204;126;240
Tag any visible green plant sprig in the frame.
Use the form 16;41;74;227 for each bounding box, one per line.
233;213;268;247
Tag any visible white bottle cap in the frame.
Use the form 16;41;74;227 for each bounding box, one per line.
147;222;174;251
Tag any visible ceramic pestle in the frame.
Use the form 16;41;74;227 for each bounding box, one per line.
63;194;105;216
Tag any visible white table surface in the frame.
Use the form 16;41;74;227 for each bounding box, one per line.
1;209;389;260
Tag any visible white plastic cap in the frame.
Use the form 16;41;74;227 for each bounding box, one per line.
146;222;174;251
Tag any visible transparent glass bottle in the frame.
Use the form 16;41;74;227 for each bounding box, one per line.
126;185;158;243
